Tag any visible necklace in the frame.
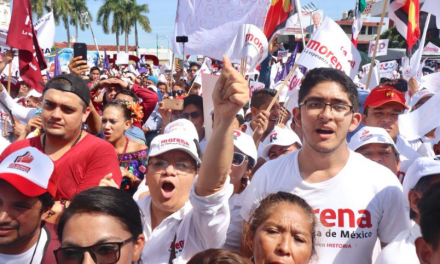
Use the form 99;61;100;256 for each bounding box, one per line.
118;136;130;163
42;131;83;152
29;229;42;264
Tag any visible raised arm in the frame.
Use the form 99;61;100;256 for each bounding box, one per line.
196;56;249;196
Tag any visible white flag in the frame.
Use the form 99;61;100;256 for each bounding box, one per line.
420;0;440;29
296;17;361;79
193;57;213;95
34;12;55;55
360;65;380;90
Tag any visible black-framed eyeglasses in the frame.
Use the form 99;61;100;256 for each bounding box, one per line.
54;237;134;264
182;111;202;120
172;90;184;97
299;100;354;117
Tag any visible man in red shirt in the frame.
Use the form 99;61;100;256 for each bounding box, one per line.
0;74;122;200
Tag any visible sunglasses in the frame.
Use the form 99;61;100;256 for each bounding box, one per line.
232;152;248;167
54;237;134;264
182;111;202;120
172;90;184;97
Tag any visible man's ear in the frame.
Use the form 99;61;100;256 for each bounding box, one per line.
240;123;247;133
415;237;433;264
292;107;302;128
361;113;367;125
82;107;91;123
408;190;422;216
349;113;361;132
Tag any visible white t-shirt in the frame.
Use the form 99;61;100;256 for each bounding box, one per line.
396;136;422;183
0;227;48;264
375;223;421;264
240;150;410;264
137;176;233;264
223;192;245;252
244;121;282;158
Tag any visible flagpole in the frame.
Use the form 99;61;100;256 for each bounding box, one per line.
295;0;307;48
7;62;11;94
365;0;387;90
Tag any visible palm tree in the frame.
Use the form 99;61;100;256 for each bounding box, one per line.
127;0;152;56
49;0;72;47
31;0;47;18
70;0;92;44
97;0;127;53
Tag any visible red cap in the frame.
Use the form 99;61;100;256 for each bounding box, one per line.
1;76;20;90
364;86;409;111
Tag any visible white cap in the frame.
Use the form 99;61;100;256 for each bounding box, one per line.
245;108;252;117
147;85;158;93
0;147;56;197
261;127;302;160
233;130;257;166
164;119;199;143
26;89;42;98
149;133;201;165
348;126;398;154
403;157;440;210
41;70;47;75
125;72;136;81
100;75;108;80
409;89;436;108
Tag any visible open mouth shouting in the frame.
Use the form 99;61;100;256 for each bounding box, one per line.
316;126;335;139
161;181;176;199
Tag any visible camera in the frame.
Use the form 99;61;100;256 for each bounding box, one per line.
176;36;188;43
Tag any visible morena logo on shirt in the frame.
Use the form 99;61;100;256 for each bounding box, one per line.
313;208;372;228
169;239;185;254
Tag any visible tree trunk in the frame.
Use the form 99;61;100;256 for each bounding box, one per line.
116;29;120;53
66;21;71;48
135;21;139;57
75;15;78;43
125;28;129;53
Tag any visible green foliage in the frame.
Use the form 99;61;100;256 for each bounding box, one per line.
381;26;440;49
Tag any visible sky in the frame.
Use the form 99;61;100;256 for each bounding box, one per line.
52;0;388;50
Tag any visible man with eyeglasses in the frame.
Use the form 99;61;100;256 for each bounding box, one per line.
241;68;410;264
136;55;249;263
0;147;58;264
361;86;421;182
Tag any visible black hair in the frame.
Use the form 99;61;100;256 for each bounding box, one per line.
43;78;87;110
90;67;100;74
174;81;190;93
410;174;439;219
187;248;252;264
250;89;276;110
57;187;143;241
184;94;204;113
418;181;440;250
299;68;360;113
114;89;139;103
38;192;55;213
157;82;167;88
236;114;245;127
244;192;317;258
103;99;131;121
189;62;201;70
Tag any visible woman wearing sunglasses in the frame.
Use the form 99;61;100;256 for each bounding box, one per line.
54;187;145;264
183;95;205;142
172;81;189;98
224;130;257;251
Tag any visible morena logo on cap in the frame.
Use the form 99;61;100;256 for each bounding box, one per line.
160;138;190;148
270;133;278;143
8;151;34;173
233;130;241;140
360;130;372;141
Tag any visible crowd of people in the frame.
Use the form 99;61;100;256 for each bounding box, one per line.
0;34;440;264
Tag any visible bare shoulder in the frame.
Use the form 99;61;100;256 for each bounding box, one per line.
127;140;148;153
